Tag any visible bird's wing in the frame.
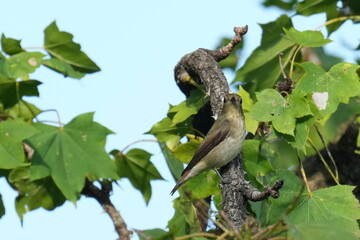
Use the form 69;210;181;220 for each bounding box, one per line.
181;119;230;176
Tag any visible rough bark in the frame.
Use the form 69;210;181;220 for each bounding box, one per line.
174;26;284;229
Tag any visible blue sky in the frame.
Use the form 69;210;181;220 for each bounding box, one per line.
0;1;359;239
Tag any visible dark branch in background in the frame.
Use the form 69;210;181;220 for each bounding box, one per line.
81;180;132;240
174;26;284;229
298;120;360;200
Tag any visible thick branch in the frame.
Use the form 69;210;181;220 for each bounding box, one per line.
82;180;132;240
173;26;284;230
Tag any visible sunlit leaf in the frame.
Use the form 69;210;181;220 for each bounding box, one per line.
289;221;359;240
168;89;208;124
267;170;304;224
251;89;312;135
288;185;360;234
284;28;331;47
238;86;258;134
295;62;360;116
44;21;100;73
146;116;181;151
3;52;45;79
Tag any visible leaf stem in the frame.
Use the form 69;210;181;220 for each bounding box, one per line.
15;82;22;116
36;109;63;127
308;138;340;185
121;139;158;152
175;232;219;240
314;15;360;31
315;126;339;180
297;151;312;194
289;45;302;79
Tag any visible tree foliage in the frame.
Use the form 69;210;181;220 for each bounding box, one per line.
0;1;360;240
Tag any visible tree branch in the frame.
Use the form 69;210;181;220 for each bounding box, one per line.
174;26;284;229
81;180;132;240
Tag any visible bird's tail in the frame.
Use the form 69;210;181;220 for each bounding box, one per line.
170;171;190;195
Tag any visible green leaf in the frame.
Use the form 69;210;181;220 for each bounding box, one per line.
242;140;274;187
288;185;360;234
0;119;39;169
4;100;42;121
167;203;188;237
289;221;359;240
274;116;314;150
295;62;360;116
158;142;183;181
168;89;208;124
184;170;220;199
171;193;203;234
284;28;332;47
295;0;340;35
172;140;200;164
3;52;45;79
1;34;24;55
44;21;100;73
28;112;118;202
267;170;304;225
233;15;295;93
0;79;41;108
8;167;66;219
137;228;172;240
262;0;297;10
250;89;312;135
146;116;182;151
114;148;163;204
238;86;258;134
42;58;85;79
0;193;4;219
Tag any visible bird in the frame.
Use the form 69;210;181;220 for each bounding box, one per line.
170;93;246;195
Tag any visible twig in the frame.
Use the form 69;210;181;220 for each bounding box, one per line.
121;139;158;152
242;179;285;201
204;26;248;62
82;180;132;240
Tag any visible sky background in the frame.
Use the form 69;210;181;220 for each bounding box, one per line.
0;1;359;240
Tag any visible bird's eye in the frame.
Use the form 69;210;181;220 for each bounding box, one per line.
223;98;227;103
239;98;243;104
